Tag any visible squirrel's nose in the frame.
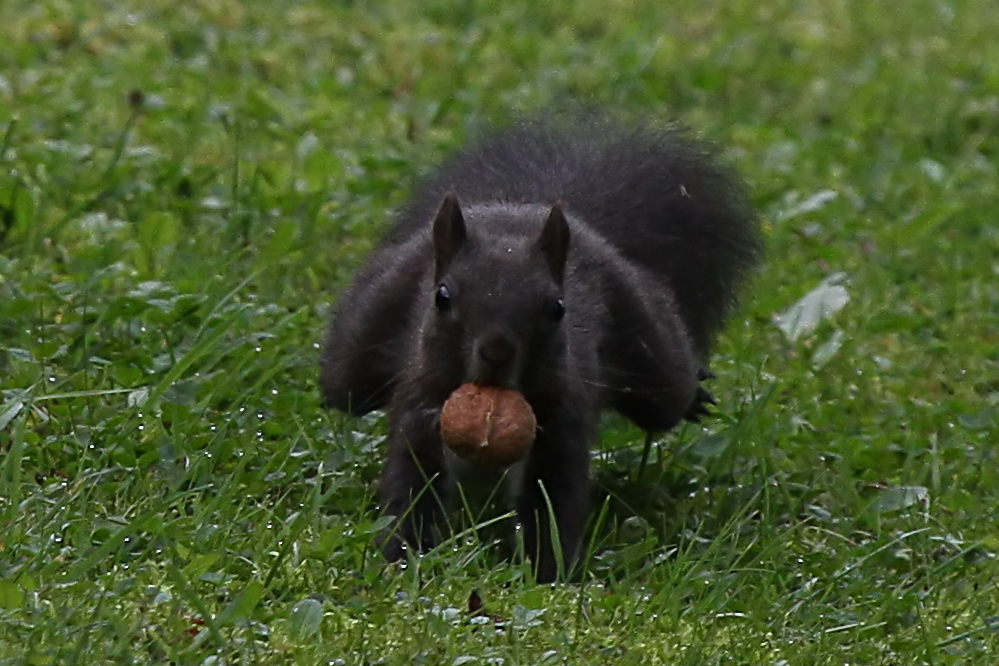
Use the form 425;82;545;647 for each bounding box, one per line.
471;326;520;387
477;333;516;364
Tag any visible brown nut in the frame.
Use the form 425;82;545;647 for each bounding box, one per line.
440;383;536;467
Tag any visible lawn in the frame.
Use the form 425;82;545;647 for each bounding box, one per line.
1;0;998;663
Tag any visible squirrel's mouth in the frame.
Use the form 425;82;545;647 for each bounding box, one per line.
466;367;519;392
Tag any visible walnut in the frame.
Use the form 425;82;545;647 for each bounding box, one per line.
440;383;536;467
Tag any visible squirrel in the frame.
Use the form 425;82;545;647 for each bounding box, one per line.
320;115;762;583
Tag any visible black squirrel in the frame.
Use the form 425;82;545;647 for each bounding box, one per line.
320;116;762;582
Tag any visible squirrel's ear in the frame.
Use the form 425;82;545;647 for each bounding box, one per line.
536;202;570;285
432;192;466;280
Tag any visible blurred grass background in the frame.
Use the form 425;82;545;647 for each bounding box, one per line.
1;0;998;663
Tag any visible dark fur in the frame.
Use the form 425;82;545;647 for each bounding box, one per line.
320;117;762;582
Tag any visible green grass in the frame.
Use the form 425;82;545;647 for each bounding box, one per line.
2;0;998;663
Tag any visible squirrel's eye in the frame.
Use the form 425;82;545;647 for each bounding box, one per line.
435;284;451;312
552;298;565;321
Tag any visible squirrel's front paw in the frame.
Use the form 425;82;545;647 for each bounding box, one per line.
378;519;438;562
684;368;717;423
379;531;407;562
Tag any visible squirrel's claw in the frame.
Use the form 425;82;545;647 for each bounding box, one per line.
685;368;717;423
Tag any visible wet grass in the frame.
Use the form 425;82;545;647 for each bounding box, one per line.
1;0;998;663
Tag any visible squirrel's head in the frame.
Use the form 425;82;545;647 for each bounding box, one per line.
421;193;570;394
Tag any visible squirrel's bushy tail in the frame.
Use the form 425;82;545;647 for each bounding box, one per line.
395;114;763;357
